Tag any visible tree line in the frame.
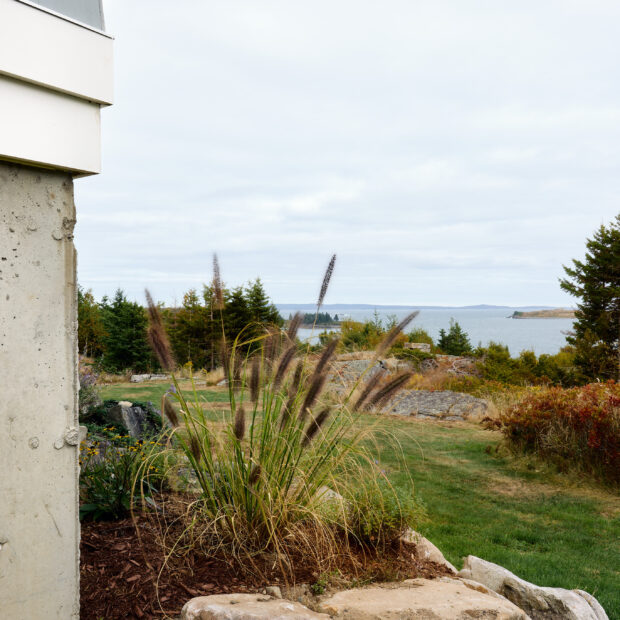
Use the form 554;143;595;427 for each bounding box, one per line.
78;279;282;372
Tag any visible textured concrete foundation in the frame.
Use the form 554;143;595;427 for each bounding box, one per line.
0;162;79;618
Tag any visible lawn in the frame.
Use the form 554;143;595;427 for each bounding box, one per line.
99;382;620;617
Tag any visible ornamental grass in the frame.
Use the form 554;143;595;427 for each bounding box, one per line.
136;255;421;583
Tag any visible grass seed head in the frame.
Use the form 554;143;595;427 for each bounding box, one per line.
353;368;387;411
317;254;336;311
315;338;339;376
303;407;331;447
249;464;262;485
212;254;224;309
367;371;413;410
301;370;328;419
250;356;261;403
145;289;175;372
189;435;202;463
163;398;180;427
287;312;304;342
234;404;246;441
273;344;297;392
376;311;419;357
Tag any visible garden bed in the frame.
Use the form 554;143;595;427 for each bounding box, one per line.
80;509;450;619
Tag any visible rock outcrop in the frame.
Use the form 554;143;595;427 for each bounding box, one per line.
459;556;608;620
328;358;488;420
384;389;488;420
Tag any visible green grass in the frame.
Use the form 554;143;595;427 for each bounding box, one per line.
100;381;230;405
98;383;620;618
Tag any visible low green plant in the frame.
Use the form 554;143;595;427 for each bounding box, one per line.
347;479;424;546
79;434;165;521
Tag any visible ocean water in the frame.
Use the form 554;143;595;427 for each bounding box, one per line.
280;306;575;356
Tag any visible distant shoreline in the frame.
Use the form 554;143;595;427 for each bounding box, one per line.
300;323;340;329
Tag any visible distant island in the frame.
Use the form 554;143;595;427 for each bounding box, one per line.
510;308;575;319
287;312;341;328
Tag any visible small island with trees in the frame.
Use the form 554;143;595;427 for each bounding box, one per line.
296;311;340;327
510;308;576;319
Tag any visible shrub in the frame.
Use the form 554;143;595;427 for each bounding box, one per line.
476;343;578;387
499;382;620;485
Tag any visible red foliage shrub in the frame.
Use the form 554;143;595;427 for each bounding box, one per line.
500;381;620;485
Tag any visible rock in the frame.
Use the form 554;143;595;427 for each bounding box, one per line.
130;373;169;383
264;586;282;599
383;389;488;420
400;528;457;573
404;342;431;353
329;359;385;389
181;593;329;619
318;579;528;618
459;556;608;620
107;402;156;439
573;590;609;620
130;374;150;383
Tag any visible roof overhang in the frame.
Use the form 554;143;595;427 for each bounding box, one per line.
0;0;113;175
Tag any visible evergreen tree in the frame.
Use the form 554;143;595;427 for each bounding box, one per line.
246;278;282;327
224;286;252;340
168;289;209;368
100;289;153;372
77;286;107;358
560;214;620;380
437;319;472;355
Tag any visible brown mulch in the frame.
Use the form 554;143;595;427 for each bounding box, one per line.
81;514;451;620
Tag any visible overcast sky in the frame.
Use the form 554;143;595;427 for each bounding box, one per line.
76;0;620;307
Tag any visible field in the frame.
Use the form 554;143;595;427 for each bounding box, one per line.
99;381;620;617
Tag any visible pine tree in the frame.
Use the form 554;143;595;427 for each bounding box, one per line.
560;214;620;380
246;278;282;327
169;289;209;367
100;289;153;372
437;319;472;356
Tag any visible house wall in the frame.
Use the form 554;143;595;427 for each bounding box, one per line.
0;161;80;619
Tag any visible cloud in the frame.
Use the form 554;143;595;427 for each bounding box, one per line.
75;0;620;306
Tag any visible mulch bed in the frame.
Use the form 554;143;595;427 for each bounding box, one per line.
81;513;451;619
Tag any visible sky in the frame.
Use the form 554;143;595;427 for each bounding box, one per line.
76;0;620;307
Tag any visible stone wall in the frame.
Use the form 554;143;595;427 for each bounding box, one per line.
0;162;79;618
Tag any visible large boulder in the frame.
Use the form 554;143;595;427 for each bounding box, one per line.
181;593;329;619
107;401;159;439
318;578;528;618
458;556;608;620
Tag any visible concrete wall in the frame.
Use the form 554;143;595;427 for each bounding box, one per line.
0;162;79;618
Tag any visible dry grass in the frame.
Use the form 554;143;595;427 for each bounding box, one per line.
203;367;225;386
